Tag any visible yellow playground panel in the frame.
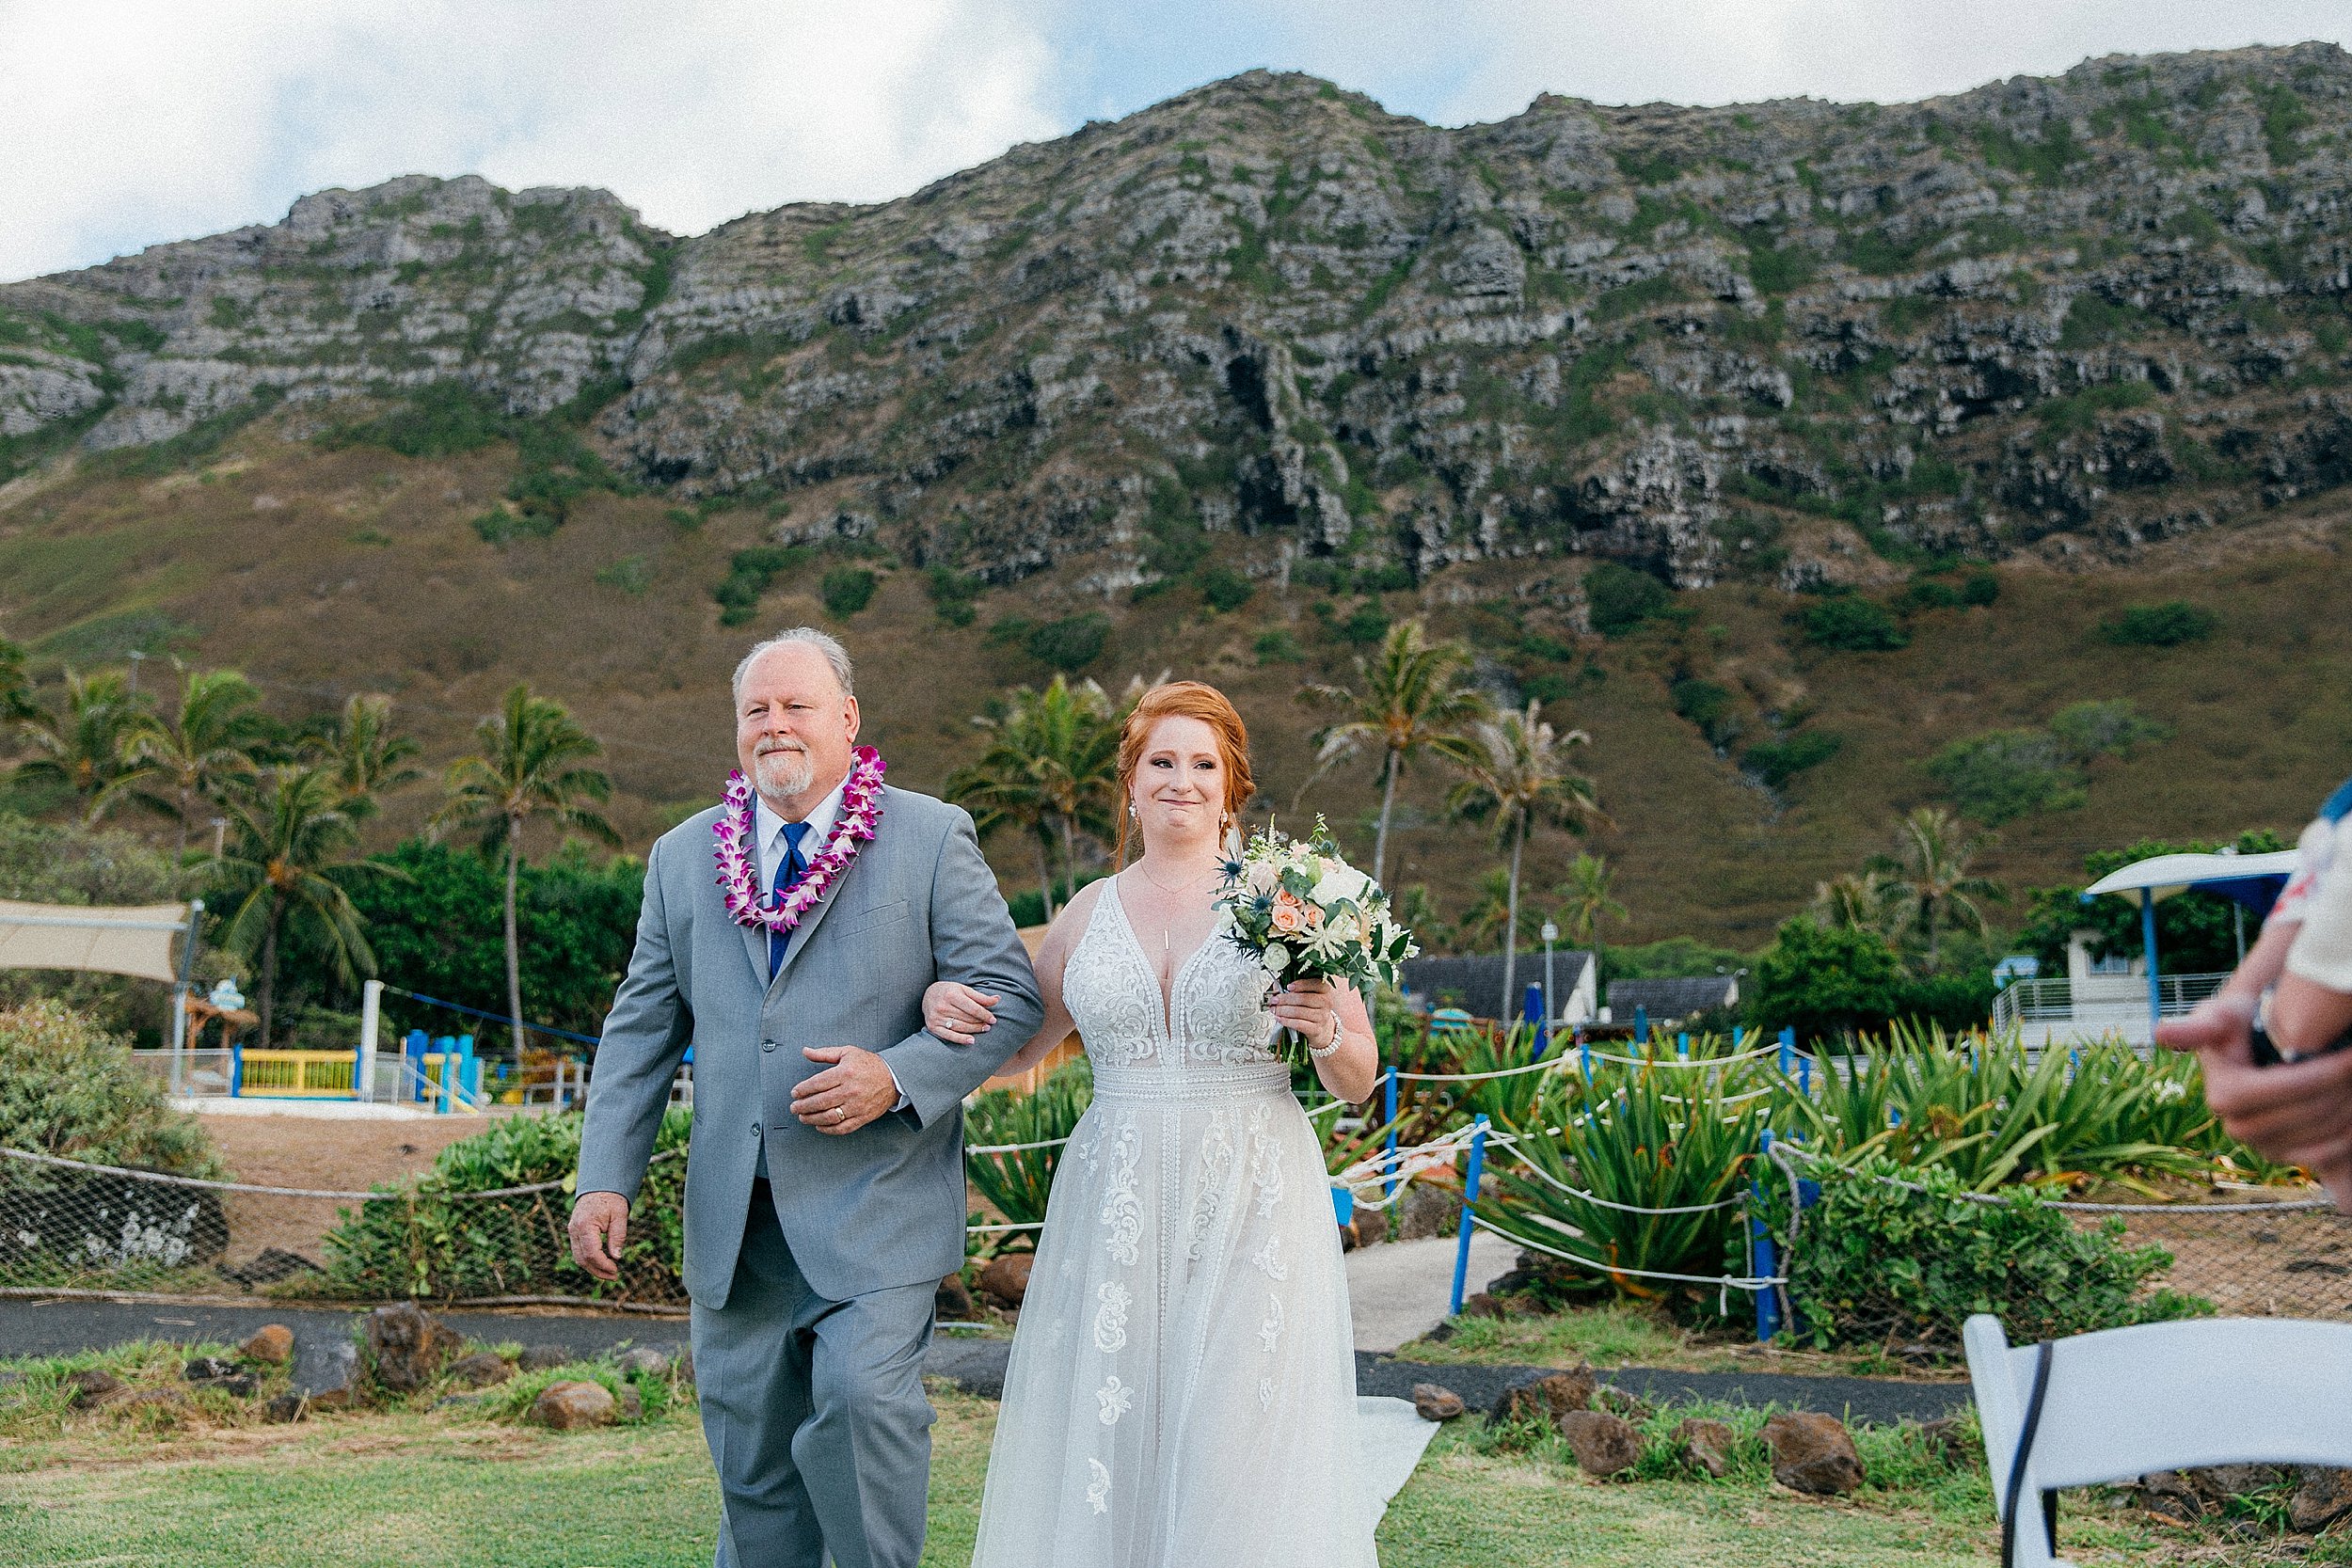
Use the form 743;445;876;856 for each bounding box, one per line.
231;1048;359;1099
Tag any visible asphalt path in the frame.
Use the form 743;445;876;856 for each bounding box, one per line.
0;1300;1968;1424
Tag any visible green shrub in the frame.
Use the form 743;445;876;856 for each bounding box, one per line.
1670;678;1737;745
315;1108;688;1303
1959;571;1999;606
1197;563;1255;612
1802;596;1909;652
713;546;810;626
1741;731;1841;788
2049;698;2169;761
819;566;878;619
926;564;982;626
1779;1153;2208;1349
1335;604;1389;646
2100;600;2217;647
1584;562;1673;637
1928;730;2083;825
1025;613;1109;672
1745;919;1904;1041
0;1000;221;1176
1253;627;1303;664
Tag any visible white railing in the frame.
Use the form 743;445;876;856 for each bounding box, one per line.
1992;971;2230;1047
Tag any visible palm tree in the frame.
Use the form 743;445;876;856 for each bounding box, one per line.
1883;806;2006;969
111;668;268;858
1809;869;1902;937
1553;850;1629;974
1454;870;1547;954
209;765;388;1046
1296;618;1490;886
432;685;619;1061
13;669;149;821
945;674;1121;920
307;693;422;821
1446;701;1607;1012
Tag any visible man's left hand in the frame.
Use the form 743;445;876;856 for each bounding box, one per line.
791;1045;899;1134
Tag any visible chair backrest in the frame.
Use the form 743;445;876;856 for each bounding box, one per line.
1966;1314;2352;1565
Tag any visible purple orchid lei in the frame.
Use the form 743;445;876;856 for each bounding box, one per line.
713;745;888;930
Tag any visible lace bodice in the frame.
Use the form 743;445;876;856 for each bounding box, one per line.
1061;879;1278;1069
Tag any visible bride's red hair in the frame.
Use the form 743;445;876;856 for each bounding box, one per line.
1115;681;1254;863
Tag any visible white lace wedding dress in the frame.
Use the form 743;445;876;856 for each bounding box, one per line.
969;880;1376;1567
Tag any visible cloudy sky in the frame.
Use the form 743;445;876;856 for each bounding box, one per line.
4;1;2347;284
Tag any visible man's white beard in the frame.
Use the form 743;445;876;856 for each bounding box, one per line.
755;744;815;801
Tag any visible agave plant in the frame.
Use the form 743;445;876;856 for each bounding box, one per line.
1477;1067;1771;1302
963;1058;1093;1247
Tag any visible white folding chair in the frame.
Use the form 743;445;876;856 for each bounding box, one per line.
1964;1313;2352;1567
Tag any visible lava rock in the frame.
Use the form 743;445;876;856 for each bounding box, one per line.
1761;1412;1865;1496
366;1302;463;1393
614;1347;671;1379
291;1335;359;1411
1393;1185;1458;1241
2292;1466;2352;1534
262;1392;306;1423
517;1345;573;1372
2138;1469;2205;1524
1558;1410;1644;1479
978;1253;1033;1310
239;1324;294;1365
1676;1418;1737;1480
1488;1366;1597;1428
617;1384;644;1422
1459;1291;1509;1320
182;1355;239;1383
62;1369;124;1407
936;1273;976;1321
445;1352;514;1389
1411;1384;1466;1422
530;1380;618;1431
1592;1386;1651;1423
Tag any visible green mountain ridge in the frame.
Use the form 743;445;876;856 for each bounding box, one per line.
4;45;2351;947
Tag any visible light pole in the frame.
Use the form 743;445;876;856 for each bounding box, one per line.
126;649;146;698
1540;919;1559;1040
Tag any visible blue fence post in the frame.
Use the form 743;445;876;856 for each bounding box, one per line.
1580;1035;1592;1080
1634;1006;1649;1046
229;1043;244;1098
1381;1065;1400;1202
1677;1031;1690;1060
1732;1024;1744;1052
351;1039;365;1101
1450;1115;1490;1316
1778;1025;1794;1076
1753;1130;1782;1342
405;1029;428;1102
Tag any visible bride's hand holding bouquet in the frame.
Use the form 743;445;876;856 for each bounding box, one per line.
1213;817;1416;1066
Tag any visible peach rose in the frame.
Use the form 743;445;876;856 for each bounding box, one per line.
1270;893;1306;933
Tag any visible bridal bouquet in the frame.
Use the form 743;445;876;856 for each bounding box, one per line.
1213;818;1417;1064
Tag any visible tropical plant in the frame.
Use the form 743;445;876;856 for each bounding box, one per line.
1295;618;1490;886
1453;870;1548;957
307;692;422;820
111;667;268;857
1553;851;1629;972
315;1107;689;1303
0;999;222;1174
1774;1152;2207;1348
946;674;1121;922
1479;1066;1770;1307
12;669;150;822
1445;700;1606;1009
207;766;392;1045
1745;917;1906;1042
1808;869;1901;936
1882;806;2006;968
962;1058;1094;1248
1389;883;1450;956
432;685;619;1063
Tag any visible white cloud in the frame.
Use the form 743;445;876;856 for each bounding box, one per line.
0;0;1062;282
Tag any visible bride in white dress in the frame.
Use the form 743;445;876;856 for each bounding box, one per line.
927;680;1381;1568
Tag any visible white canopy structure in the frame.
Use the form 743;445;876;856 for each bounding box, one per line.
2082;850;2301;908
0;899;197;982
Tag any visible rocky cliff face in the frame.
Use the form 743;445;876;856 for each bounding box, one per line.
8;42;2352;601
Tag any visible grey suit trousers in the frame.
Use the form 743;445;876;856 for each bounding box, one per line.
696;1189;938;1568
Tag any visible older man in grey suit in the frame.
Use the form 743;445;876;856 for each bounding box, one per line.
569;627;1042;1568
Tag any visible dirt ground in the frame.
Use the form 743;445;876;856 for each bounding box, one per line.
2118;1203;2352;1319
195;1108;530;1276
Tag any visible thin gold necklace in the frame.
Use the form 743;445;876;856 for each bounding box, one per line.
1136;858;1216;895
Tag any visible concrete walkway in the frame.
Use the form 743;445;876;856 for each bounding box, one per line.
1344;1231;1517;1353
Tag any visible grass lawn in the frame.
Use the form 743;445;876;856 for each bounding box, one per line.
1390;1301;1966;1381
0;1342;2313;1567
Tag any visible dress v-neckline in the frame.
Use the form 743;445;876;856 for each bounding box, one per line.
1104;874;1217;1041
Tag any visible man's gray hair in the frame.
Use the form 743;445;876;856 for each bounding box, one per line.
733;627;856;703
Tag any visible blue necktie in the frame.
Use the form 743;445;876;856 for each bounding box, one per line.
768;821;811;981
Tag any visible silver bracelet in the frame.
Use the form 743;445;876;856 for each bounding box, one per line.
1309;1010;1343;1060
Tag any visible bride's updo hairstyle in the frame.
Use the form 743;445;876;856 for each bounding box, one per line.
1115;681;1255;863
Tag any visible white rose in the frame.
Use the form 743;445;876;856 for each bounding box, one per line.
1264;942;1291;976
1311;864;1370;906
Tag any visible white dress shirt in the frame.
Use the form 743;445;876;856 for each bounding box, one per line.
754;773;910;1114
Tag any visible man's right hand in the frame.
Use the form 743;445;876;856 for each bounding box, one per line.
568;1191;631;1281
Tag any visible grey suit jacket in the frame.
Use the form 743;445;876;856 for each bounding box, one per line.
576;784;1043;1306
